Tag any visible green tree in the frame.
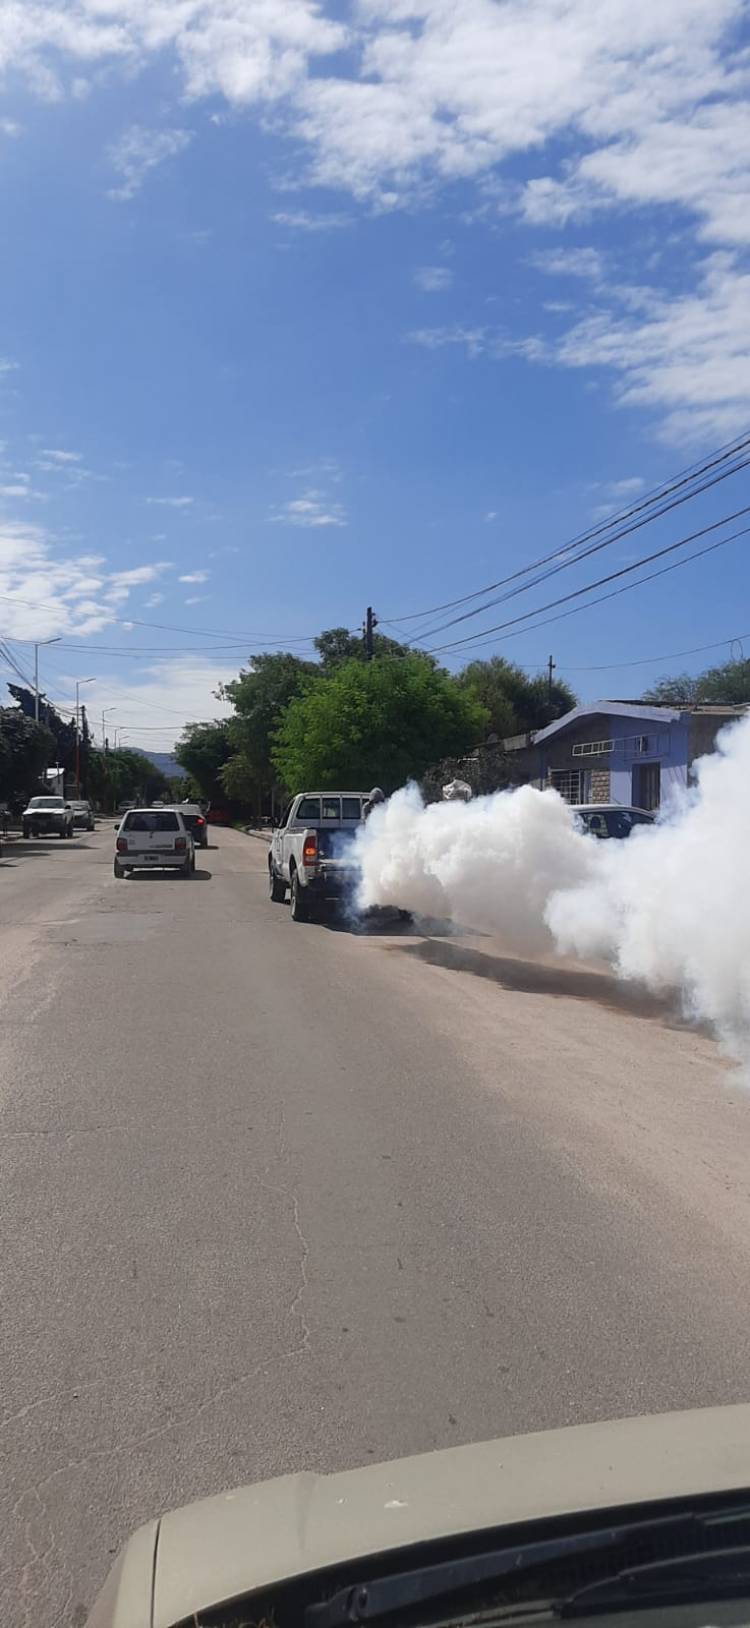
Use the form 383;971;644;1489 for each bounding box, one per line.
642;673;701;704
220;652;317;810
87;748;170;812
644;658;750;707
273;654;488;793
0;707;55;809
457;657;576;736
175;720;232;802
314;625;414;671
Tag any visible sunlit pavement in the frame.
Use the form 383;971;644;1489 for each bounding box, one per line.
1;826;749;1627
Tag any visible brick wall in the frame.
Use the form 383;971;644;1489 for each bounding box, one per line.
590;769;610;803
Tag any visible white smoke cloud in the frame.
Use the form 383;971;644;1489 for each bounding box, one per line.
356;714;750;1068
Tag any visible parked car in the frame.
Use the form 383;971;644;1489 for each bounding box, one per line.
269;791;367;920
572;803;655;839
70;798;95;832
164;801;208;848
114;808;194;878
21;795;75;839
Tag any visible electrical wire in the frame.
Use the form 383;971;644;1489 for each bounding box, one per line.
411;452;750;645
384;426;750;627
432;524;750;658
560;632;750;674
425;504;750;655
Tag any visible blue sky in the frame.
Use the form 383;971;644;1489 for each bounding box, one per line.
1;0;750;748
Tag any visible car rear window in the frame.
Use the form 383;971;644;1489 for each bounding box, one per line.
181;813;203;829
297;797;321;820
123;811;180;832
30;798;64;809
342;797;363;820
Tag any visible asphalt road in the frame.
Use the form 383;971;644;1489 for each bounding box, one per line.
2;826;749;1626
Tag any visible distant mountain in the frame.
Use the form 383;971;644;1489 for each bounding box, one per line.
141;750;181;778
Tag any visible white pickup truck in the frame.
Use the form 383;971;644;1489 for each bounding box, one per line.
268;791;368;920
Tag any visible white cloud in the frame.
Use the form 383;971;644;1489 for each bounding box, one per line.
0;118;21;137
0;483;41;499
76;658;236;751
178;570;209;583
553;252;750;441
484;509;497;522
108;125;193;200
0;519;173;639
0;2;347;107
40;447;82;463
110;563;171;591
410;250;750;441
184;594;207;605
146;495;194;508
4;0;749;256
144;591;165;608
270;488;347;527
407;325;545;362
529;247;605;280
408;324;488;359
0;358;19;374
605;476;645;497
272;209;351;230
413;265;453;292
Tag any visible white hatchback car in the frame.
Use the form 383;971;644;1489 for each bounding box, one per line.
114;807;195;878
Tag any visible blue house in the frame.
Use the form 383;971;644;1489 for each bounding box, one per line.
508;701;747;810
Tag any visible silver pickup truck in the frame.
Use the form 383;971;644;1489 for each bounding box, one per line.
268;791;367;920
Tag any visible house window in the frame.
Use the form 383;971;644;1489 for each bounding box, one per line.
632;762;661;810
572;738;614;757
549;768;590;803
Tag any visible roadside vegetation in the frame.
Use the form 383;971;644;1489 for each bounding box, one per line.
0;683;174;813
175;628;577;816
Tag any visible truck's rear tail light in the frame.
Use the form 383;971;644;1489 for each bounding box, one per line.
116;837;128;853
302;833;318;866
195;816;205;826
175;837;187;852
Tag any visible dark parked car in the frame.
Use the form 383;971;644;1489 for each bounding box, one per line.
165;802;208;847
70;799;95;832
573;803;655;838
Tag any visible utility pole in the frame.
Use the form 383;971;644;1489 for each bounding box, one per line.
33;636;61;722
364;606;378;660
547;654;556;705
75;678;94;796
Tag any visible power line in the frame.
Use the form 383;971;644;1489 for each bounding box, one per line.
560;632;750;674
384;426;750;628
426;503;750;655
410;450;750;645
433;523;750;657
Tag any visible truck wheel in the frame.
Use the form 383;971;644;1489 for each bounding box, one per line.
290;869;310;922
114;857;124;878
22;828;29;839
269;864;286;902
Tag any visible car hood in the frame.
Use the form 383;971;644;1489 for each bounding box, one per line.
88;1404;750;1628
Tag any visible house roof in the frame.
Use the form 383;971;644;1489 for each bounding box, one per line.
532;701;682;746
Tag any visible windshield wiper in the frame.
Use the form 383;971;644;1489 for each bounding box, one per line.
306;1511;708;1628
562;1544;750;1615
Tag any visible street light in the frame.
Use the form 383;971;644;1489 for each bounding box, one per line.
33;637;61;723
75;678;95;795
102;706;116;750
